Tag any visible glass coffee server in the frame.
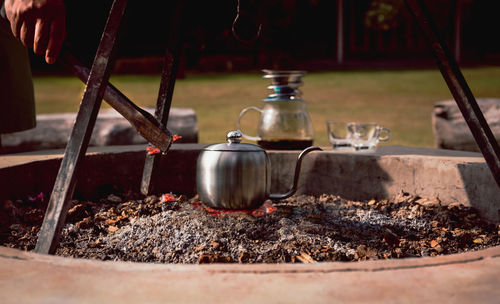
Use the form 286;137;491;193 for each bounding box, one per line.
237;70;314;150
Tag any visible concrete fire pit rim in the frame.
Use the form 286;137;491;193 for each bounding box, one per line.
0;143;487;166
1;245;499;273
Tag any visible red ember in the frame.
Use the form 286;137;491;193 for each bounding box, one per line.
146;146;161;155
146;134;181;155
160;193;177;203
173;134;182;142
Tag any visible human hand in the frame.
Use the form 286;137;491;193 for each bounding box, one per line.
4;0;66;64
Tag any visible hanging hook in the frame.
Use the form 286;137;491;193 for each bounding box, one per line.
232;0;262;43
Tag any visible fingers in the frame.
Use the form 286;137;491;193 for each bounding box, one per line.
4;0;66;64
34;18;50;56
20;19;36;49
45;12;66;64
4;0;22;39
9;13;24;40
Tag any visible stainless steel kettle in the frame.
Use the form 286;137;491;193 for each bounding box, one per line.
196;131;322;210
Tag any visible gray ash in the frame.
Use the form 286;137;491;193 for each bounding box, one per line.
1;192;499;263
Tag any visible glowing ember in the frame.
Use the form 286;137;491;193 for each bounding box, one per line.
146;134;182;155
146;146;161;155
173;134;182;142
160;193;177;203
192;201;276;217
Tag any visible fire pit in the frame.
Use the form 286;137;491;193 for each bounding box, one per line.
2;191;498;264
0;144;499;302
1;144;499;262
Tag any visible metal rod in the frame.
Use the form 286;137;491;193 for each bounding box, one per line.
141;0;183;195
35;0;128;254
59;50;172;151
453;0;463;63
404;0;500;188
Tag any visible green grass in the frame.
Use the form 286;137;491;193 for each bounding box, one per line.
33;66;500;147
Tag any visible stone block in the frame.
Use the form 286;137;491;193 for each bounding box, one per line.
432;98;500;151
0;107;198;153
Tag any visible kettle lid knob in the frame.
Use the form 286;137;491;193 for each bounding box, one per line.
226;130;242;144
203;130;262;151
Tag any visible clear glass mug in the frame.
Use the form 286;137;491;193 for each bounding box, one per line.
326;121;353;150
236;70;314;150
347;123;390;152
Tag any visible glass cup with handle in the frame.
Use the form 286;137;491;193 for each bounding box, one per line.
347;123;390;152
326;121;353;150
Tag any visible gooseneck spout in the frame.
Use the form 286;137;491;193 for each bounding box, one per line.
269;146;322;201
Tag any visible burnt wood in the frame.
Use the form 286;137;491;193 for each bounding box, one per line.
59;51;172;151
141;0;183;195
35;0;129;254
404;0;500;188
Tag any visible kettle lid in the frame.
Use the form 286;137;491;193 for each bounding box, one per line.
203;131;264;152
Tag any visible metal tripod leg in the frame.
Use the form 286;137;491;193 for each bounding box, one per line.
35;0;128;254
60;50;172;152
141;0;183;195
404;0;500;188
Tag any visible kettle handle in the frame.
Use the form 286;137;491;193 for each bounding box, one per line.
236;106;262;141
269;146;322;201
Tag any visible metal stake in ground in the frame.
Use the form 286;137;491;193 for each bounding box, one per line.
404;0;500;188
141;0;183;195
35;0;129;255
